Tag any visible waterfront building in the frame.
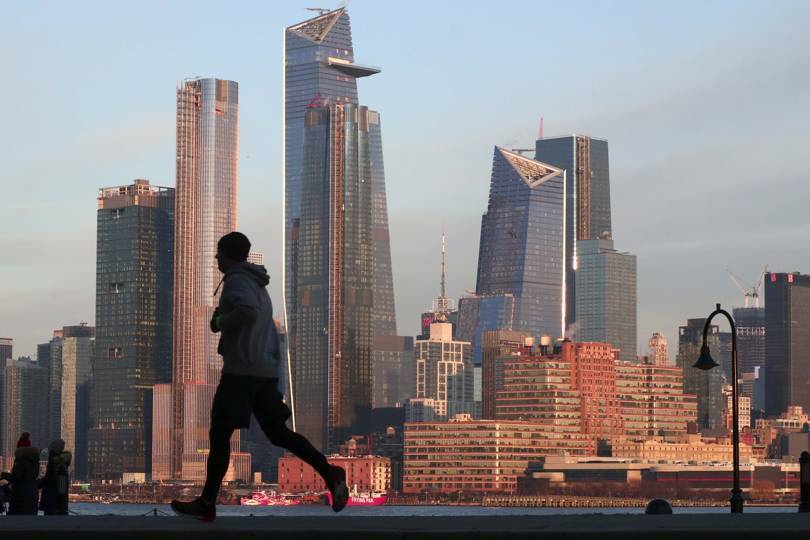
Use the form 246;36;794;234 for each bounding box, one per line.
403;414;595;494
372;335;415;408
648;332;669;366
574;238;636;360
611;434;754;464
474;147;566;341
89;180;174;481
535;135;612;330
414;322;474;420
764;272;810;416
1;358;49;460
676;318;725;430
278;455;390;494
481;329;533;420
155;77;250;482
615;361;698;440
496;341;623;440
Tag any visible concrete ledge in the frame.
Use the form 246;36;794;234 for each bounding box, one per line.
3;514;810;539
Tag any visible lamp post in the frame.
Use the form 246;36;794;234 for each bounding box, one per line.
693;303;743;513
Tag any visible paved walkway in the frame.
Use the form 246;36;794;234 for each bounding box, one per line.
3;513;810;539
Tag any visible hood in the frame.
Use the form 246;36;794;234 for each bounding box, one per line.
14;446;40;462
226;262;270;287
53;451;72;467
48;439;66;455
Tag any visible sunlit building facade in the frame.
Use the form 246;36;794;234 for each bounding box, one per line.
615;361;698;440
535;135;612;331
648;332;669;366
157;78;250;481
677;318;725;430
403;415;595;494
414;323;474;421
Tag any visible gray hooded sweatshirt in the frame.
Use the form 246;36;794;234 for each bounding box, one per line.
215;262;281;378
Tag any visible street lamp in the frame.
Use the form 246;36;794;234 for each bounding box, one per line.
693;303;743;513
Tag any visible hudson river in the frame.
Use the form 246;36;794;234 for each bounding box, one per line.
68;503;792;517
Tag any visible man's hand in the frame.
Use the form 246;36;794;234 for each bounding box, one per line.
210;307;222;333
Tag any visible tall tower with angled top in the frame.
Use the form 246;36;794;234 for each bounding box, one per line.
284;9;397;450
475;147;566;341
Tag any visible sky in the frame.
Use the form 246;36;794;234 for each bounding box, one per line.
1;0;809;360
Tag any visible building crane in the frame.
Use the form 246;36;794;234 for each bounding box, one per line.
305;8;331;15
727;266;768;308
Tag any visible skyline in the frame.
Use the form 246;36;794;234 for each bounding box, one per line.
3;0;810;359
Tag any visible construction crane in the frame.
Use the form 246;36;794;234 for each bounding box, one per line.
305;8;331;15
727;266;768;308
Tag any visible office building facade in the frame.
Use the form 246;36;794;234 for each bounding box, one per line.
574;238;637;361
2;358;49;460
534;135;611;331
765;272;810;416
648;332;669;366
89;180;174;481
475;147;566;341
734;306;766;378
372;335;415;408
414;323;474;420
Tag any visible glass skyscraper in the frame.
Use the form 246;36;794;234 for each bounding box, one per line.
155;78;250;481
89;180;174;481
294;103;376;450
474;147;566;341
284;9;398;450
455;293;516;367
535;135;611;331
575;238;637;361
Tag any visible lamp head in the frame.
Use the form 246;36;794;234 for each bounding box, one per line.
693;343;719;371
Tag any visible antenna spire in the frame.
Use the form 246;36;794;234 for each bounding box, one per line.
440;230;447;299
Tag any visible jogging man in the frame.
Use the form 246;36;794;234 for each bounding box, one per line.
171;232;348;521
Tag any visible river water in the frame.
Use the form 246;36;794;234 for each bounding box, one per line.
68;503;793;517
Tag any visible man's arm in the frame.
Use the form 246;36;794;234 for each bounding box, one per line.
217;276;259;331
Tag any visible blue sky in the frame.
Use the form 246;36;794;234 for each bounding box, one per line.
2;0;809;359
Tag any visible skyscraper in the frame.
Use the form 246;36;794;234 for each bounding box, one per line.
414;322;474;421
574;238;637;361
372;335;415;408
648;332;669;366
475;147;566;340
2;358;49;460
676;318;725;430
61;328;94;480
535;135;611;331
734;306;766;376
765;272;810;416
455;293;516;366
89;180;174;481
158;78;250;481
285;9;397;450
480;329;533;420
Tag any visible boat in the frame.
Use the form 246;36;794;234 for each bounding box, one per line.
240;490;302;506
326;485;388;507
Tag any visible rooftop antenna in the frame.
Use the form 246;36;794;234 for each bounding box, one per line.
440;229;447;299
538;116;544;140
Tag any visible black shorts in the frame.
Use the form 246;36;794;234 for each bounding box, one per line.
210;373;292;431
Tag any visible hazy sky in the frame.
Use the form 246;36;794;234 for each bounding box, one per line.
2;0;809;359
